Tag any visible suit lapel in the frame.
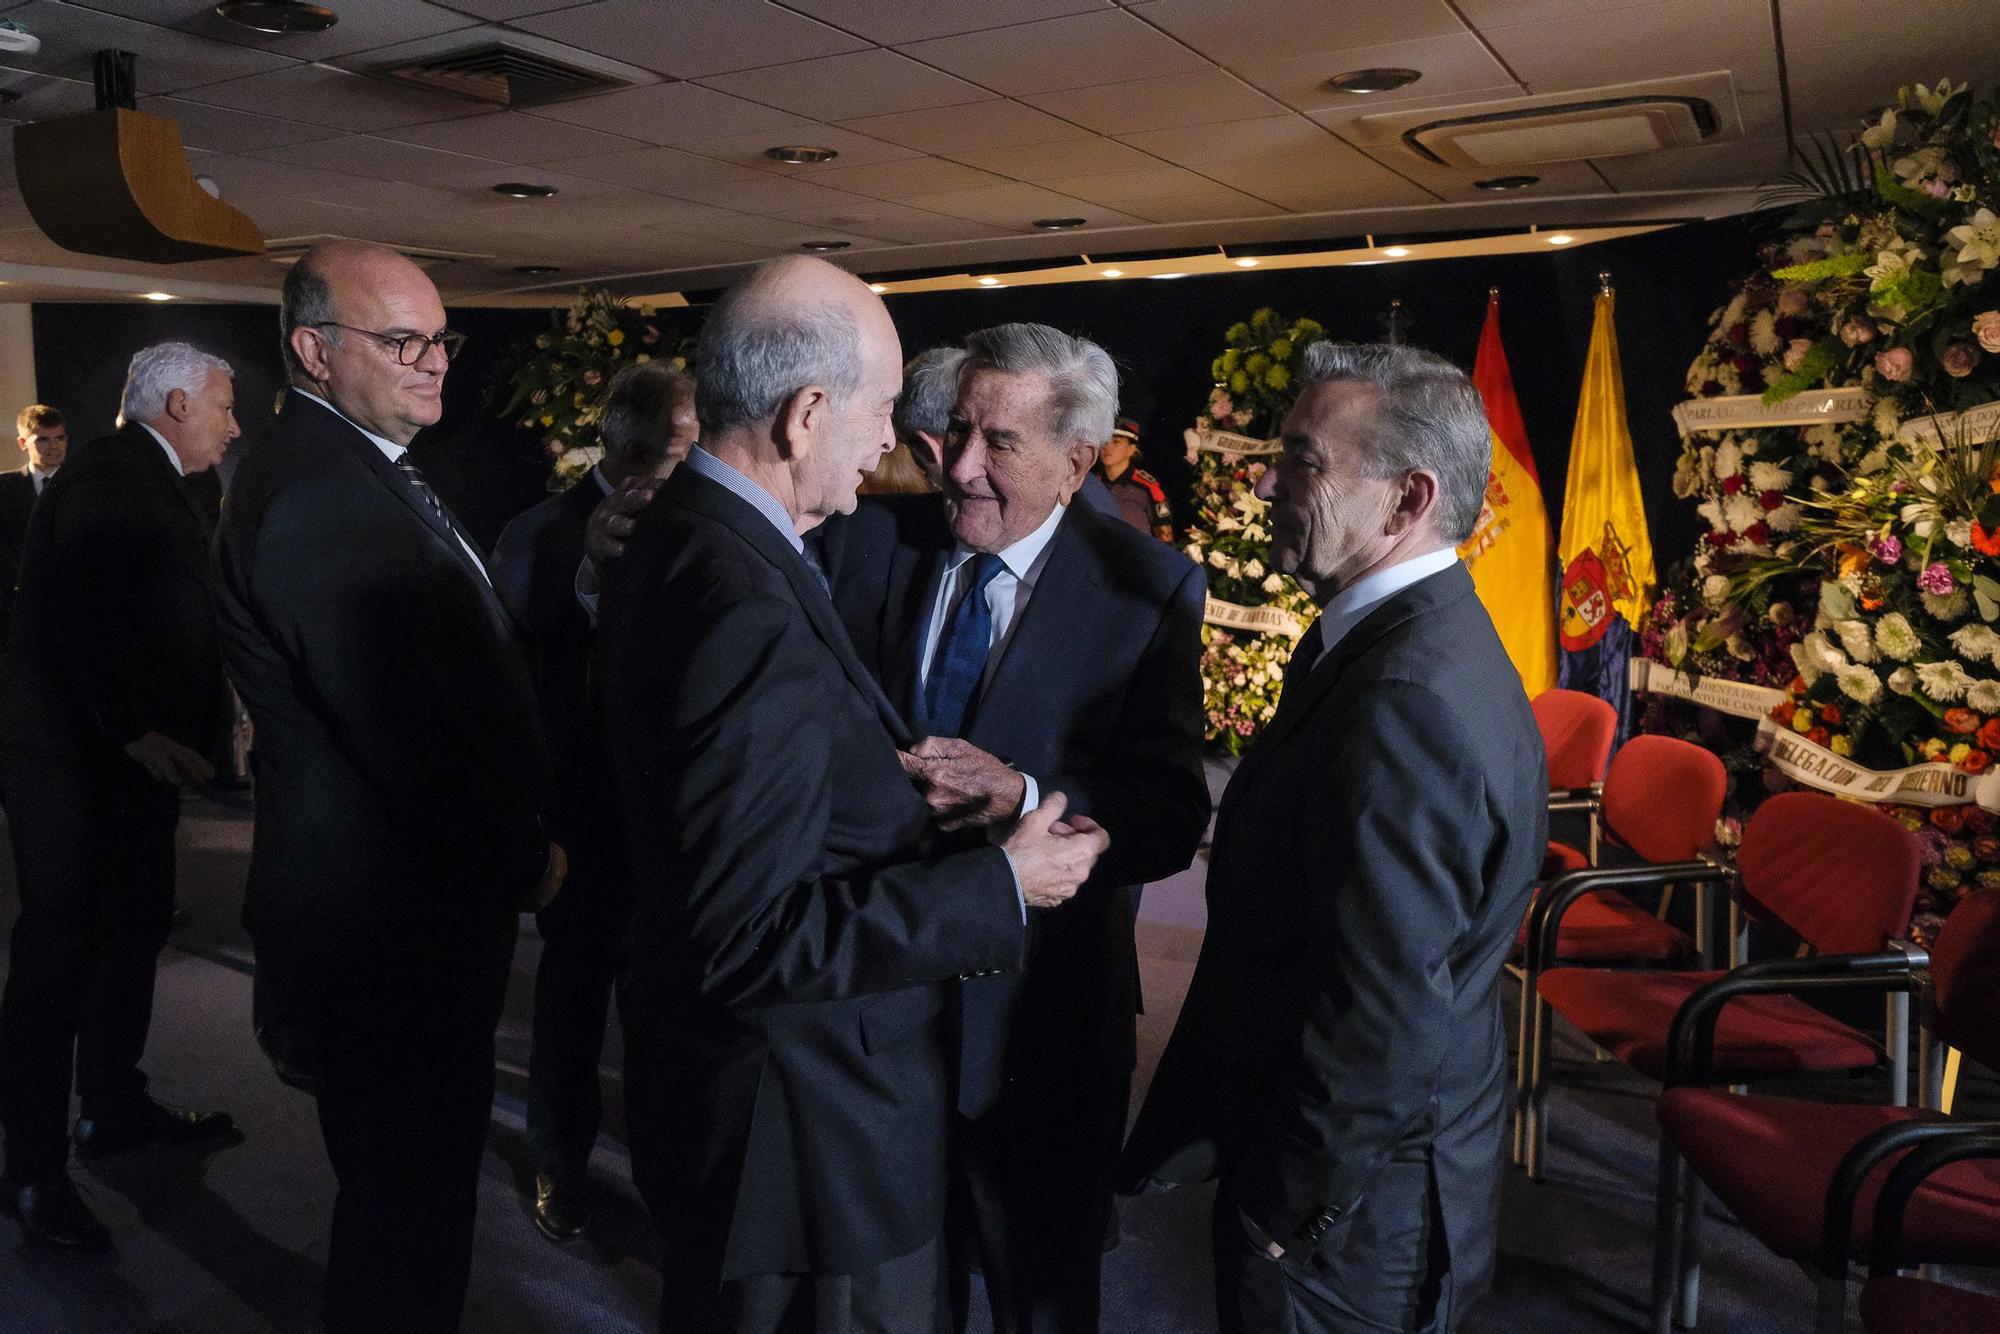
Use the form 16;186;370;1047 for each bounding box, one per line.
288;391;509;622
884;542;944;726
675;471;913;747
968;505;1100;740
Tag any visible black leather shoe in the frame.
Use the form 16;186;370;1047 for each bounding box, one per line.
0;1176;111;1251
73;1099;236;1159
532;1174;586;1242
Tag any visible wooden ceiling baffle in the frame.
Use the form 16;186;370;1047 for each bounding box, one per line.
13;50;264;264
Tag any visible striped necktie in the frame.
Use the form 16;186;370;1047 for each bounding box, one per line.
394;453;459;537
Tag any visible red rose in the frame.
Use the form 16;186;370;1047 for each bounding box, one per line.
1821;704;1844;725
1933;806;1970;834
1728;322;1750;345
1732;353;1761;374
1721;474;1744;494
1808;726;1830;746
1964;749;1992;775
1973;836;2000;862
1775;701;1797;725
1946;707;1981;735
1760;490;1786;511
1743;522;1772;546
1978;719;2000;751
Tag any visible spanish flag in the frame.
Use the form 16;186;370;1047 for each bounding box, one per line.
1556;280;1656;733
1461;290;1557;695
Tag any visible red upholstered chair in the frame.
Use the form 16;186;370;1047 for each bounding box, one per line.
1856;1128;2000;1334
1645;867;1998;1333
1513;735;1729;1171
1534;687;1619;866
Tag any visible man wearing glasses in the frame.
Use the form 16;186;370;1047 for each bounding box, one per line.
215;240;565;1333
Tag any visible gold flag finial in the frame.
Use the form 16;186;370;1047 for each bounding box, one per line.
1598;270;1614;295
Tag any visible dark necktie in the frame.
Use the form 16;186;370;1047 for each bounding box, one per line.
923;552;1004;738
799;539;832;597
394;453;461;540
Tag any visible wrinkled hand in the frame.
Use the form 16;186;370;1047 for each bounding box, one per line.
124;731;216;787
585;475;662;563
523;842;567;913
898;736;1027;831
1000;792;1108;909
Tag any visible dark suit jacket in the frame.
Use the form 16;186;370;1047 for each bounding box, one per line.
213;391;549;1031
0;429;228;780
0;467;43;656
819;493;1208;1112
1120;563;1546;1306
491;474;615;873
598;464;1026;1283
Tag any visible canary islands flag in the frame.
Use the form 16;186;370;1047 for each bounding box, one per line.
1461;290;1556;696
1557;281;1656;737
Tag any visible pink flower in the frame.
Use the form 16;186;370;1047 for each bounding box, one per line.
1841;318;1877;346
1972;310;2000;354
1783;338;1815;371
1777;288;1809;317
1875;347;1915;382
583;368;603;386
1919;562;1956;596
1923;177;1953;199
1942;343;1982;378
1871;534;1903;564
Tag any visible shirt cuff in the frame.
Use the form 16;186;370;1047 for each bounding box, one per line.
1017;771;1040;819
574;557;602;627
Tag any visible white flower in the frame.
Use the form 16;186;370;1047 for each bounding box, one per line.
1924;590;1972;621
1665;623;1690;666
1970;679;2000;713
1835;619;1879;663
1207;549;1229;569
1747;461;1793;493
1696;499;1725;531
1944;208;2000;287
1953;625;2000;662
1837;664;1884;705
1703;574;1732;605
1856;445;1891;474
1871;400;1902;439
1860;107;1898;151
1243;524;1269;543
1877;613;1922;660
1713;438;1743;480
1749;309;1781;356
1803;630;1849;673
1917;660;1975;702
1766;502;1801;533
1262;574;1284;594
1888;666;1918;695
1911;79;1959;116
1948;519;1975;549
1184;543;1203;562
1242;559;1265;579
1720;291;1749;329
1214;514;1242;533
1791;642;1823;686
1722;493;1763;534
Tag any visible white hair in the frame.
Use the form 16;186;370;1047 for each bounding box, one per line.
695;263;863;436
961;322;1118;447
118;341;233;427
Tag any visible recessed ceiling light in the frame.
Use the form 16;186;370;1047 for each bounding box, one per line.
1381;246;1411;257
491;182;558;199
1347;259;1387;266
1149;273;1187;280
1233;258;1259;268
513;265;561;275
1476;174;1540;191
140;291;175;301
868;283;888;293
767;145;839;165
1032;216;1087;230
214;1;338;34
1100;269;1123;278
1326;67;1421;95
977;276;1002;286
1547;233;1575;245
801;239;850;252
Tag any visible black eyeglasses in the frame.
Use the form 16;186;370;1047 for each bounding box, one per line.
313;322;468;366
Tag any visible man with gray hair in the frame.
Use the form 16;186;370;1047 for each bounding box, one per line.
819;320;1208;1333
893;345;963;488
490;358;696;1243
1122;342;1546;1333
598;259;1108;1333
0;342;241;1250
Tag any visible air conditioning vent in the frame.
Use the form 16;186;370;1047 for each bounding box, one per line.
1404;96;1717;168
377;42;634;108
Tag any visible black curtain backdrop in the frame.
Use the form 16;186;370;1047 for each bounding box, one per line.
29;211;1773;570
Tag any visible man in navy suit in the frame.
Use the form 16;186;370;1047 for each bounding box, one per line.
821;323;1209;1334
1121;343;1547;1333
598;258;1109;1334
0;405;68;655
491;359;695;1243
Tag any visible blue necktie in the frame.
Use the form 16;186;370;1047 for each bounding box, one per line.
924;553;1004;738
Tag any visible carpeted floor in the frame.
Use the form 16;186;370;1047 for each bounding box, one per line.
0;783;1991;1332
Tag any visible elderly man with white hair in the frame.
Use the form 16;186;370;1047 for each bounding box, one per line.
0;341;242;1251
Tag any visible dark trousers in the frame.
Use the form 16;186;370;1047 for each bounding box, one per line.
945;1063;1130;1334
0;755;178;1183
524;856;628;1186
659;1235;941;1334
313;923;515;1334
1211;1172;1452;1334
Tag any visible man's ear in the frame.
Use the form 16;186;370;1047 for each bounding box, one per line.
1386;468;1440;536
289;326;330;383
1061;439;1096;497
773;383;829;462
165;387;192;423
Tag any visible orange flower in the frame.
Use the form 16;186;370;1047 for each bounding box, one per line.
1933;806;1970;834
1836;543;1869;577
1789;675;1808;694
1964;749;1992;775
1945;707;1982;735
1974;522;2000;557
1979;718;2000;751
1808;726;1830;746
1774;701;1797;725
1821;703;1844;725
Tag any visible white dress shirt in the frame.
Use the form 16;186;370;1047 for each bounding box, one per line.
293;389;490;583
28;464;55;494
134;421;184;477
915;499;1068;813
1297;547;1462;675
